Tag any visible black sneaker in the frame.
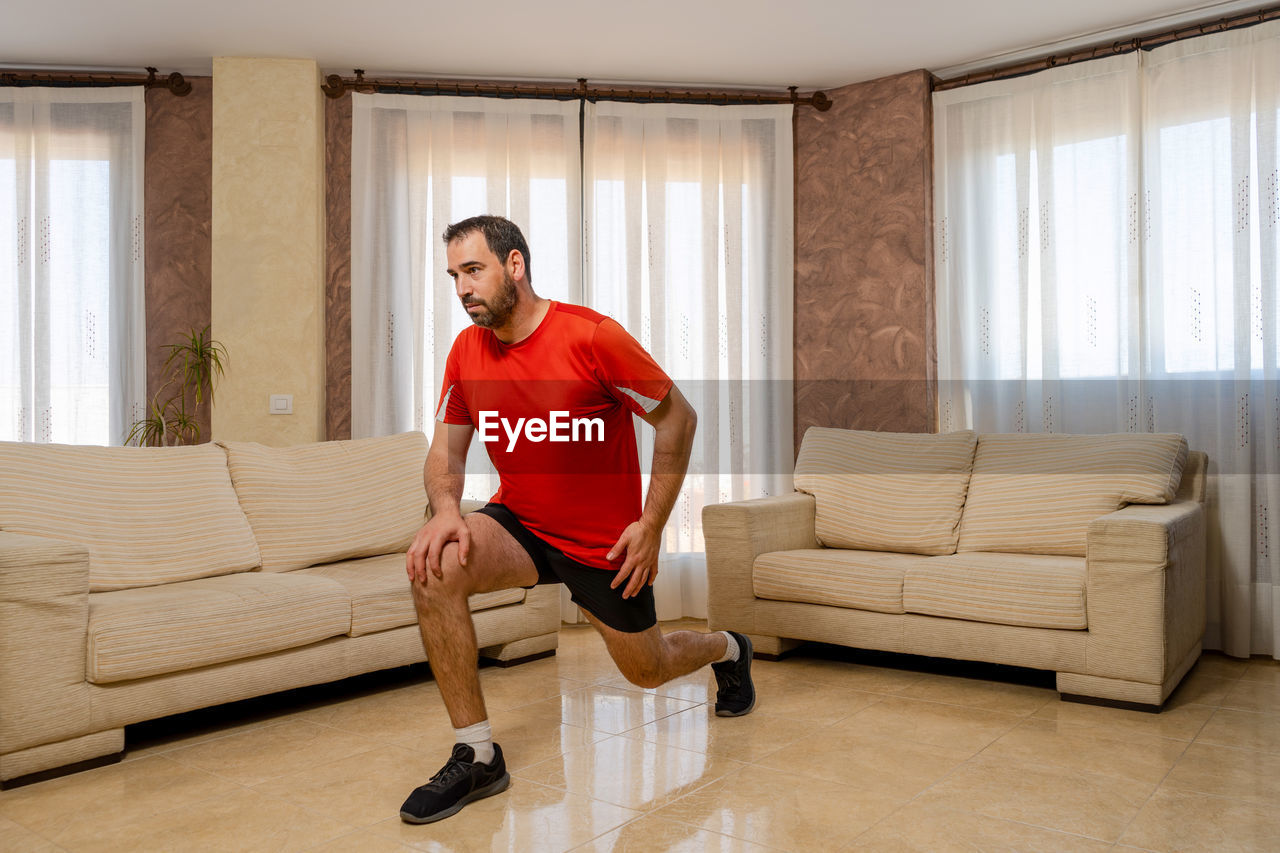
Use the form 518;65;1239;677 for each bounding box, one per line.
400;743;510;824
712;631;755;716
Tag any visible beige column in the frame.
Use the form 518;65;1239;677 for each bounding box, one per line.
211;57;326;444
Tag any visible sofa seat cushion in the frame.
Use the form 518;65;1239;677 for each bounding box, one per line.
902;552;1087;630
958;433;1188;557
793;428;977;555
753;549;919;614
298;555;526;637
87;572;351;683
0;441;260;592
219;432;429;572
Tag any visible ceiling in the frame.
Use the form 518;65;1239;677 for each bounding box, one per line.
0;0;1270;90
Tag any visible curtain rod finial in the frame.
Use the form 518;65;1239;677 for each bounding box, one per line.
322;74;347;99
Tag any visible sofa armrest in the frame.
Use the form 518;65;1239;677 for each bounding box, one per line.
702;493;818;634
0;532;93;755
1084;500;1206;685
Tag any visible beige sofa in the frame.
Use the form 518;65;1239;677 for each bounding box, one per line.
704;429;1206;710
0;432;559;785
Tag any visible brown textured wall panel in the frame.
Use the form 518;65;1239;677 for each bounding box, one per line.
325;94;352;441
794;70;935;449
144;78;213;442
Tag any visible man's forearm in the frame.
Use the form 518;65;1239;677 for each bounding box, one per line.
639;412;696;533
424;450;465;518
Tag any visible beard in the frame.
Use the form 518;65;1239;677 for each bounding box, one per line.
461;271;519;328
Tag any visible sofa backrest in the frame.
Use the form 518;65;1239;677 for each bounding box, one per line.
957;433;1189;557
793;428;977;556
218;431;429;572
0;441;261;591
1176;451;1208;503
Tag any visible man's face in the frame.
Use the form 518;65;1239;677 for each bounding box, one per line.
445;231;518;329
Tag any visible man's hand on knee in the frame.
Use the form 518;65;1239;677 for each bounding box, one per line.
406;511;472;583
607;520;660;599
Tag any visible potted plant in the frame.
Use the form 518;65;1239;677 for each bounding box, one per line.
126;326;228;447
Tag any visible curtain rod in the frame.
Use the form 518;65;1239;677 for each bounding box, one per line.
933;4;1280;92
0;67;192;96
321;71;833;111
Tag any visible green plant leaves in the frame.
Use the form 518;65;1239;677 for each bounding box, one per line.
127;326;228;446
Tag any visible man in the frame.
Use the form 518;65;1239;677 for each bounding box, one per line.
399;215;754;824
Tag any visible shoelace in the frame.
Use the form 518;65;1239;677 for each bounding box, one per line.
426;757;469;790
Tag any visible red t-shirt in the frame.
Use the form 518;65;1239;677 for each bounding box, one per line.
435;302;673;569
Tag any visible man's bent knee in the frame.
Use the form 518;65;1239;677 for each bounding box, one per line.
621;667;665;690
612;647;666;689
410;543;473;606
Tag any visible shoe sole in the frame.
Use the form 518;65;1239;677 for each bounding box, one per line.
399;772;511;824
715;695;756;717
714;633;755;717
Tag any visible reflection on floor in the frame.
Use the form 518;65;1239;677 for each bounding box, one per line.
2;619;1278;852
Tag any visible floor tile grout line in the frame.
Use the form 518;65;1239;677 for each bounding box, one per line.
848;718;1159;847
169;738;389;792
847;796;1124;852
564;812;648;853
36;774;326;851
969;731;1190;795
623;764;801;852
296;826;373;852
843;723;1016;849
1109;727;1199;852
511;742;748;821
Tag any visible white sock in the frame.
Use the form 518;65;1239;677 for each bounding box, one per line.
714;631;739;664
454;720;494;764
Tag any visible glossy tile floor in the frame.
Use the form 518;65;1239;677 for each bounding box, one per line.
2;620;1279;852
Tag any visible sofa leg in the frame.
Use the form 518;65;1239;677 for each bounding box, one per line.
479;631;559;667
1;751;123;790
1059;692;1162;714
0;728;125;787
486;649;556;668
749;635;801;661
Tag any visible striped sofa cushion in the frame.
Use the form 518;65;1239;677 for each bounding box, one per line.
298;554;525;637
87;571;351;683
0;441;261;592
957;433;1188;557
793;428;977;555
753;548;917;613
219;432;429;572
903;552;1088;630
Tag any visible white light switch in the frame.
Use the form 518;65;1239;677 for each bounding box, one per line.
269;394;293;415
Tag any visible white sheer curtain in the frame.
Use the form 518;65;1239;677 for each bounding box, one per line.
352;94;584;621
0;87;146;446
934;53;1143;435
584;101;794;620
350;93;581;446
1143;23;1280;657
935;21;1280;657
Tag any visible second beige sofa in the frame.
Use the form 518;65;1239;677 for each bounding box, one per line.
704;429;1206;710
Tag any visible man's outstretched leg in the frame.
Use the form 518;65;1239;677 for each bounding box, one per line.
401;513;539;824
583;613;756;717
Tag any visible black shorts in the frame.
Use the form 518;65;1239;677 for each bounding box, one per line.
473;503;657;634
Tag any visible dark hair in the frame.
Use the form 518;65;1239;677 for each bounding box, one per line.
442;215;532;283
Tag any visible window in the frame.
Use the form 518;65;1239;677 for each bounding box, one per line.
0;87;145;445
934;20;1280;658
